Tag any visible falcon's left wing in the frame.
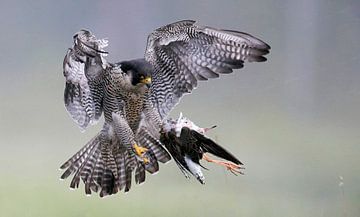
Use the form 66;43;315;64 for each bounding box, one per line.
144;20;270;120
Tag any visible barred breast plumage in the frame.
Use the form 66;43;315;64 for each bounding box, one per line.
102;65;147;131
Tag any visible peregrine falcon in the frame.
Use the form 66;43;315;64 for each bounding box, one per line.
60;20;270;197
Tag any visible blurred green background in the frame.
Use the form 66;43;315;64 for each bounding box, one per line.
0;0;359;216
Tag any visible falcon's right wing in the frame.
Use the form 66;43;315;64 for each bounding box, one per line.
63;30;109;130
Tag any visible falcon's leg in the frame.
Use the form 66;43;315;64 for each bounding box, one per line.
133;143;149;164
202;154;244;175
111;112;149;164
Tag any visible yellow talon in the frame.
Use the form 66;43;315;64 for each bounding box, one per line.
143;157;149;164
133;143;149;164
133;143;148;156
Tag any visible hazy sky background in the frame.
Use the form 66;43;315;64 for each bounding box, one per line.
0;0;359;217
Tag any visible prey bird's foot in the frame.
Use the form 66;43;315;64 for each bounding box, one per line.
214;160;244;175
133;143;149;164
203;154;244;175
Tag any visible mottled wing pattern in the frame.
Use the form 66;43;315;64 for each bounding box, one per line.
63;30;109;130
144;20;270;119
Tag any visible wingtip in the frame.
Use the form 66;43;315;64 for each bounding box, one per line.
249;56;267;63
174;19;196;25
154;20;195;32
59;163;68;170
265;43;271;50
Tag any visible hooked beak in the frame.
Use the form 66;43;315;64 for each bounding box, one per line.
140;76;152;87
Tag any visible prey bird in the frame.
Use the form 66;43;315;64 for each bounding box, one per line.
161;113;244;184
60;20;270;197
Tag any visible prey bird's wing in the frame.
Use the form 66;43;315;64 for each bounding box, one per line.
63;30;109;130
190;130;242;165
144;20;270;120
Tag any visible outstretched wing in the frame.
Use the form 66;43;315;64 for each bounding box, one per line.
144;20;270;119
63;30;109;130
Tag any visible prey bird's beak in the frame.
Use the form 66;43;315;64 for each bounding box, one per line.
140;76;152;85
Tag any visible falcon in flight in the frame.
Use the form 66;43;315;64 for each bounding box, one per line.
60;20;270;197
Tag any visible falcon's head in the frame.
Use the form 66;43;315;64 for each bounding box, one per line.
120;59;153;89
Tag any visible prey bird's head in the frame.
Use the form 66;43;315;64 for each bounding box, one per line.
120;59;153;89
174;113;217;137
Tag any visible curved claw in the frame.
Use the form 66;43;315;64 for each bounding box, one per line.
133;143;149;164
142;157;150;164
133;143;148;155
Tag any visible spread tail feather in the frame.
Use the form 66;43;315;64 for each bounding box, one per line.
60;129;155;196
